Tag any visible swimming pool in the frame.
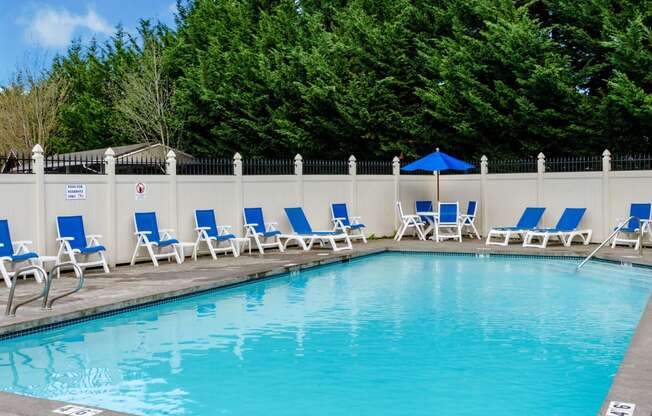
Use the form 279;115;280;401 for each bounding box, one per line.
0;252;650;416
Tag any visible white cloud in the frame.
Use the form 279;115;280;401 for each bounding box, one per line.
24;7;113;47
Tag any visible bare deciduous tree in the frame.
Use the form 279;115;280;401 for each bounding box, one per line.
0;65;69;154
114;41;178;148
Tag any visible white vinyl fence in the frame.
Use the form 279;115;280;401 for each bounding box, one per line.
2;146;652;266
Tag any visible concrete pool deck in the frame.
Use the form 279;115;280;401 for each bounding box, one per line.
0;238;651;416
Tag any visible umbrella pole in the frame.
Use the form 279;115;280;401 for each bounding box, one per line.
436;171;440;203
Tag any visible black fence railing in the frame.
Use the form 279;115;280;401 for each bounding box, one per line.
489;158;537;174
357;160;393;175
0;153;33;174
177;158;233;175
303;160;349;175
116;157;167;175
545;156;602;172
244;159;294;175
44;155;105;174
612;154;652;171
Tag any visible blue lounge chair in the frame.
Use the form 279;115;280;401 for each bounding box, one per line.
331;203;367;243
56;215;109;273
243;207;285;253
131;212;181;266
460;201;481;239
194;209;238;259
611;203;652;250
0;219;44;288
523;208;592;248
395;201;426;241
284;207;352;251
434;202;462;242
486;207;545;246
415;200;435;237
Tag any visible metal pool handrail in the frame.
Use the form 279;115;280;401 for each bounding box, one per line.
577;216;640;270
5;265;49;317
42;262;84;310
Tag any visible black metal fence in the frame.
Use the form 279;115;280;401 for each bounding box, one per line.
45;155;106;174
178;158;233;175
489;158;537;174
0;153;33;174
115;157;167;175
303;160;349;175
612;154;652;171
243;159;294;175
357;160;393;175
6;153;652;175
545;156;602;172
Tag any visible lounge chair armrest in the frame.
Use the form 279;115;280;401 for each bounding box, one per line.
195;226;211;231
134;230;152;235
56;237;75;241
244;223;259;227
86;234;102;239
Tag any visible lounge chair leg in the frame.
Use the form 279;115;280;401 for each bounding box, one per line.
130;245;140;266
146;245;160;267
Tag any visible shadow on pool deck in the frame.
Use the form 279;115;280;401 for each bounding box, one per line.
0;238;651;416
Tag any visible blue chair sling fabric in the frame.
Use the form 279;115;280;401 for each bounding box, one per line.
439;203;458;223
195;209;235;241
135;212;179;246
244;207;281;237
415;200;435;223
496;207;545;231
285;208;335;236
0;220;38;262
622;203;652;232
331;203;365;229
57;215;106;254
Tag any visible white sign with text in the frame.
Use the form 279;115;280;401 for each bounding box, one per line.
605;401;636;416
65;184;87;200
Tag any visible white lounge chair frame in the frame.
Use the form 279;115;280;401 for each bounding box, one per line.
130;218;181;267
0;241;42;288
243;214;285;254
434;202;462;242
611;218;652;251
56;227;109;274
283;232;352;252
460;203;481;240
331;205;367;243
193;225;239;260
522;229;592;248
394;201;426;241
486;228;530;246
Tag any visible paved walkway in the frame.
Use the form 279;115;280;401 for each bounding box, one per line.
0;238;651;416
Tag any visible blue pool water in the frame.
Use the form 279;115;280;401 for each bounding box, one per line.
1;253;651;416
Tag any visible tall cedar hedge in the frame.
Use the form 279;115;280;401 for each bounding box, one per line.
48;0;652;159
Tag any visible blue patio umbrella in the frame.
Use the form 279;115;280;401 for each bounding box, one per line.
401;148;474;201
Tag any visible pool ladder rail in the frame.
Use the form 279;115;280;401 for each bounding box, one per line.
4;262;85;317
577;216;642;271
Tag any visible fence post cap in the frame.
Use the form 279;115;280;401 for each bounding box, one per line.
480;155;488;162
602;149;611;157
233;152;242;160
166;150;176;159
537;152;545;159
32;144;43;154
104;147;115;157
349;155;356;162
392;156;400;163
294;154;303;161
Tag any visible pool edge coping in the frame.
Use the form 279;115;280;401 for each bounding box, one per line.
0;244;650;416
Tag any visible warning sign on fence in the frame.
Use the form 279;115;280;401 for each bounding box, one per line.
135;182;146;200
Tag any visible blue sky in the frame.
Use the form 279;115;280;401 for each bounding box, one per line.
0;0;177;83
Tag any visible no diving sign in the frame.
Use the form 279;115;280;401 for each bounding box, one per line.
605;401;636;416
135;182;146;200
